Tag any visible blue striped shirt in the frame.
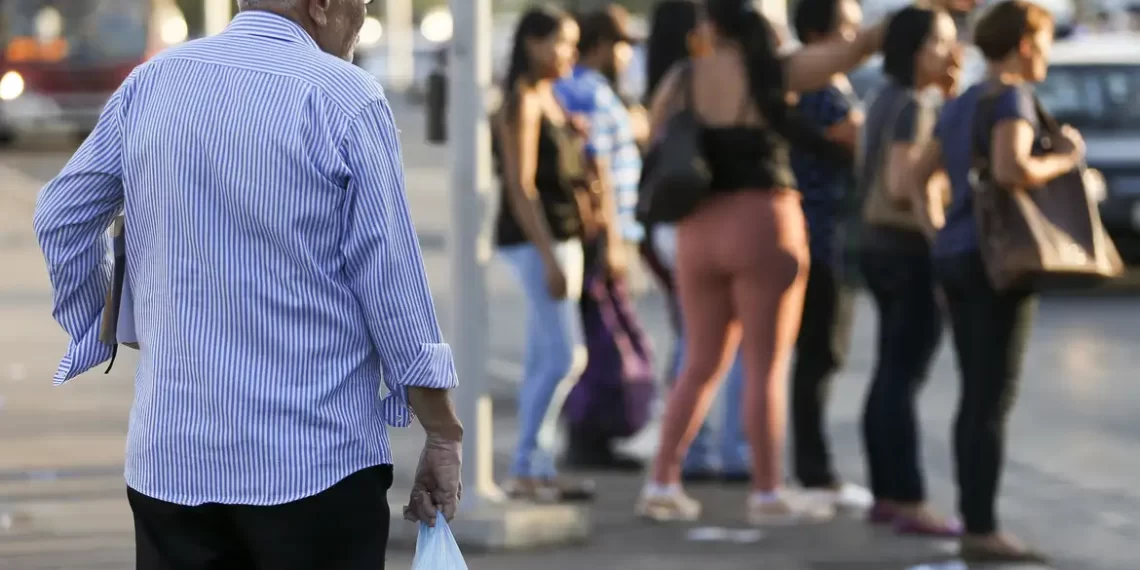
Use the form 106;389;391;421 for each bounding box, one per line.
32;11;457;506
555;66;644;242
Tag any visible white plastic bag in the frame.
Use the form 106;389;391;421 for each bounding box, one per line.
410;513;469;570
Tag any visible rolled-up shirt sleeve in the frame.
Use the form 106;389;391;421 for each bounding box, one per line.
339;95;458;427
33;76;134;384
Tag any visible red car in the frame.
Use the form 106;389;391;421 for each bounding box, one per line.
0;0;184;145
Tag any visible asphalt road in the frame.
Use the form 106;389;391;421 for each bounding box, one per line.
1;102;1138;570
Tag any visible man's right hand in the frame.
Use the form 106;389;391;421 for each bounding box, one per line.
404;431;463;526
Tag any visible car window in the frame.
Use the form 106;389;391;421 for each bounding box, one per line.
1036;64;1140;131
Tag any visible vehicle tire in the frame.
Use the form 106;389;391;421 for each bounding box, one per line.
0;128;14;148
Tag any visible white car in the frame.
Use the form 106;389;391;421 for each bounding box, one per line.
1040;34;1140;263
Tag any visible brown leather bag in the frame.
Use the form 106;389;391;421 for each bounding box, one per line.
553;119;604;241
970;85;1123;291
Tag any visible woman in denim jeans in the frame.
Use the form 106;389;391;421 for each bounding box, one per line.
910;0;1081;561
493;6;594;503
856;6;961;536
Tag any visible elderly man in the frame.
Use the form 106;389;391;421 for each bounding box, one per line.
32;1;461;568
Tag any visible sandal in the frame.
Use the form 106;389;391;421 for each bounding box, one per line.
541;477;596;503
960;534;1049;564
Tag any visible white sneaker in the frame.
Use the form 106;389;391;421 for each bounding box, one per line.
635;486;702;522
803;483;873;514
746;489;836;526
834;483;875;515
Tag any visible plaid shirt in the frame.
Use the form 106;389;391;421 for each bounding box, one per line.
555;66;644;242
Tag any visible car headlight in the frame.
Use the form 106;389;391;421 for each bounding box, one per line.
0;71;24;101
1084;168;1107;203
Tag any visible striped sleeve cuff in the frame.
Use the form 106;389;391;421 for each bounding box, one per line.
52;322;113;385
380;342;458;427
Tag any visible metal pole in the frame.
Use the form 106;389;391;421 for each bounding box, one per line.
385;0;415;93
448;0;503;511
203;0;231;36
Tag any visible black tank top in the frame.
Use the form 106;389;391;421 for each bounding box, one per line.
675;61;797;193
702;126;796;191
495;117;585;247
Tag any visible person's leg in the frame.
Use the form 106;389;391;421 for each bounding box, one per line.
500;242;587;497
866;252;956;535
941;253;1041;560
638;216;738;521
653;223;719;480
857;250;896;516
231;465;393;569
529;241;590;492
943;256;1044;558
729;192;820;523
717;350;750;479
790;262;844;489
129;488;249;570
681;325;721;479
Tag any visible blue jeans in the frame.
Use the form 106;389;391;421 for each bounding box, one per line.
500;240;587;478
652;225;749;474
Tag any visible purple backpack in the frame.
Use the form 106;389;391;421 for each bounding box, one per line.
563;270;656;439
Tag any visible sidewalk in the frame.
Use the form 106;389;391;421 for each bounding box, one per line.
386;457;962;570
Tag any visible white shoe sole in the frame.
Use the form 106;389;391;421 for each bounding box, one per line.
636;501;702;522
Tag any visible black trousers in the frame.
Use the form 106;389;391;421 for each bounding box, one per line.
860;248;943;504
790;261;855;488
935;251;1035;535
129;465;393;570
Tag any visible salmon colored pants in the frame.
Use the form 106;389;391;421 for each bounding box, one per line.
651;189;810;492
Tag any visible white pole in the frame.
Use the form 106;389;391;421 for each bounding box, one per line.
448;0;503;510
385;0;415;92
203;0;231;36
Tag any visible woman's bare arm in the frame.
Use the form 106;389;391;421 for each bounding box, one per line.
990;119;1080;188
498;91;559;267
784;22;885;93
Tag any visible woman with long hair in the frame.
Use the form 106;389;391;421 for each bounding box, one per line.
910;0;1075;561
493;5;593;503
857;5;961;536
636;0;884;523
643;0;750;484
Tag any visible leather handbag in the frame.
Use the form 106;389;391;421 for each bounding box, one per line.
636;62;711;225
970;85;1123;291
550;118;605;241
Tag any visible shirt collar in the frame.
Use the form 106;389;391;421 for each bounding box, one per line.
225;11;320;51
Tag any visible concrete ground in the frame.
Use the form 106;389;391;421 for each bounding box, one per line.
1;101;1138;570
